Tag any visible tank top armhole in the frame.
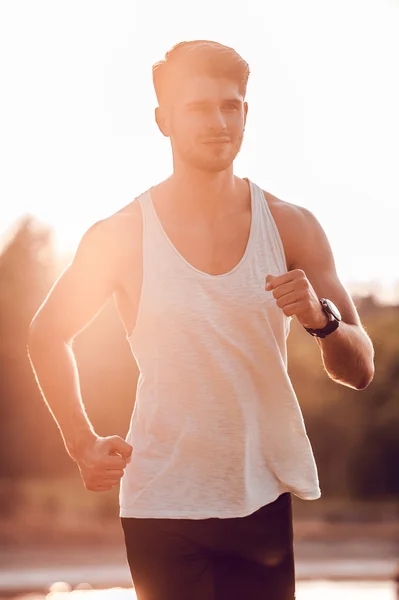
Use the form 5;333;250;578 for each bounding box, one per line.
260;189;289;274
126;193;147;342
253;183;292;335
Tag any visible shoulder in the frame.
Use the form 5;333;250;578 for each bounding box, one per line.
101;195;143;238
263;189;316;227
70;196;144;286
77;196;143;255
262;190;327;270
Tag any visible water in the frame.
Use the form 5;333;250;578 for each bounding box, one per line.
6;581;395;599
1;546;397;599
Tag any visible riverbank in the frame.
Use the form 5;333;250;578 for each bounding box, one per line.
1;495;398;596
1;533;398;596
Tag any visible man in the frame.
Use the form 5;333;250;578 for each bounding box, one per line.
28;40;374;599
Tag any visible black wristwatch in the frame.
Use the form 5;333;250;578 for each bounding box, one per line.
304;298;342;339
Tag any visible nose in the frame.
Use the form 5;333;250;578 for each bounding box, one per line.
206;107;227;133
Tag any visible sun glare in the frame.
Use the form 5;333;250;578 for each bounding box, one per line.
1;0;398;296
23;580;396;599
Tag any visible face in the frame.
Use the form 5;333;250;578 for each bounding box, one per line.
156;74;248;173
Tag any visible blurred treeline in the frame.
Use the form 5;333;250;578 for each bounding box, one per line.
1;217;398;505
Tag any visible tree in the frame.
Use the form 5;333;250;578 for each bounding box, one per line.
0;216;61;477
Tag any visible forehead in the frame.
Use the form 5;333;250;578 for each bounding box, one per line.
173;74;244;105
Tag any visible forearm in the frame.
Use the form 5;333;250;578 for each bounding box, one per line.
27;334;98;460
316;321;375;390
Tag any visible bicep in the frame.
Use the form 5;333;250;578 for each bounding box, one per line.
292;209;362;327
30;221;119;342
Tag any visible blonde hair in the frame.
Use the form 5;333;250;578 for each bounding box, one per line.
152;40;250;106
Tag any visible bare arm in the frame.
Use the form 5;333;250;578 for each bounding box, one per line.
289;207;375;390
267;197;375;391
27;217;131;467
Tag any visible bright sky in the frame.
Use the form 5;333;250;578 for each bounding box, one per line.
1;0;398;301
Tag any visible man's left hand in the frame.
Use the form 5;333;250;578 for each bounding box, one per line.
265;269;329;330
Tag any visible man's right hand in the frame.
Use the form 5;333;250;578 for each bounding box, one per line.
75;435;133;492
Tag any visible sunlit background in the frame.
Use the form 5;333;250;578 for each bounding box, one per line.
1;1;399;599
1;0;399;299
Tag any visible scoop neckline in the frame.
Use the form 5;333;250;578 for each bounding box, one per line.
147;178;256;279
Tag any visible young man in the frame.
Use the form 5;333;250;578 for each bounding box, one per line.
28;41;374;599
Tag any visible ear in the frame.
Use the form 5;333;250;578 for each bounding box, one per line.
243;101;248;126
155;107;170;137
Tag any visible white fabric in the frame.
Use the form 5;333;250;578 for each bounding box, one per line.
119;179;320;519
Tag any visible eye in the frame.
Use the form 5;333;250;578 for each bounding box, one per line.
223;103;239;111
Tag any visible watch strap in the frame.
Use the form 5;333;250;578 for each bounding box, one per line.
304;318;340;339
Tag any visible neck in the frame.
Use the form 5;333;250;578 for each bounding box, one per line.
166;166;243;219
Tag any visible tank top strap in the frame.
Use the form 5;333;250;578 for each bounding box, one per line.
248;180;288;274
136;188;155;238
136;187;178;266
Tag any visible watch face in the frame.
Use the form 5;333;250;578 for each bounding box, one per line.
322;299;342;321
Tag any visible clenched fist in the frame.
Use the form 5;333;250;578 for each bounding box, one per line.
265;269;329;330
74;435;133;492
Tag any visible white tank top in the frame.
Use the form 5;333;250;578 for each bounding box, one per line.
119;179;320;519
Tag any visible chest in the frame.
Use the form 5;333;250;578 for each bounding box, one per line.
160;211;252;277
115;191;294;337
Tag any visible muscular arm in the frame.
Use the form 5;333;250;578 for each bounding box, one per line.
27;217;125;460
289;207;375;390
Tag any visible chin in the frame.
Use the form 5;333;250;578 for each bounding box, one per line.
186;151;237;173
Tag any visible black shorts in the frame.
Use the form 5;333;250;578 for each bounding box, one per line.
121;492;295;600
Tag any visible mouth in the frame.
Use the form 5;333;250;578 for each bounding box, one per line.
202;138;231;144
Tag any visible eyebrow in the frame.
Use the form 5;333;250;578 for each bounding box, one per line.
186;98;242;108
222;98;242;106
